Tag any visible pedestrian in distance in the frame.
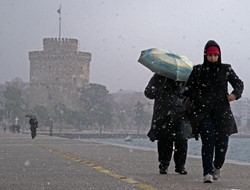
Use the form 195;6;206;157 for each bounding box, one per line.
3;124;7;132
183;40;244;183
25;114;39;139
145;74;191;175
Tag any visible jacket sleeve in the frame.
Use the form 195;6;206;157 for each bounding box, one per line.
182;65;201;98
227;64;244;100
144;74;163;99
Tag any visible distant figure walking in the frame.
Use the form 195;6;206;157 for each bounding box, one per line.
3;124;7;132
25;114;39;139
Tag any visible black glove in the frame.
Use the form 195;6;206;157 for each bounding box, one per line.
192;127;199;141
147;128;156;142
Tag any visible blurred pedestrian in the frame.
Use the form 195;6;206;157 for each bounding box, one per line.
25;114;39;139
183;40;244;183
3;124;7;132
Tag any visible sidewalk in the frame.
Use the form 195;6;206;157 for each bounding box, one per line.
0;132;249;190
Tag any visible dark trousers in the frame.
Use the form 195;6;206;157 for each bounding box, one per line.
157;138;187;170
200;116;229;176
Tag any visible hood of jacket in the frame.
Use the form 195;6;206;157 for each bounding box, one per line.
203;40;222;64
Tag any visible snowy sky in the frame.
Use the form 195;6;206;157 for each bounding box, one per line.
1;0;250;97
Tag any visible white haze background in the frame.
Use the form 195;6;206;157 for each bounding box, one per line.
1;0;250;97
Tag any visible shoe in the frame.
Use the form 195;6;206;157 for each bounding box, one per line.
159;167;167;174
203;174;213;183
159;163;168;174
159;168;167;174
175;168;188;175
213;168;221;180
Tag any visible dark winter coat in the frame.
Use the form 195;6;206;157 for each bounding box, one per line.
145;74;191;141
29;118;38;128
183;40;244;137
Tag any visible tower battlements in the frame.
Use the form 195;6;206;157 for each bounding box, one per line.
29;51;91;61
43;38;79;53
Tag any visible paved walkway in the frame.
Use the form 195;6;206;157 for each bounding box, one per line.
0;132;250;190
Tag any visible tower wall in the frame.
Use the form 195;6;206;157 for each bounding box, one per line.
29;51;91;87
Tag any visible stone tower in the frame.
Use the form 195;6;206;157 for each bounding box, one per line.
28;38;91;110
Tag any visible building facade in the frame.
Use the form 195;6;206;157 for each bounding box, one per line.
28;38;91;111
231;97;250;133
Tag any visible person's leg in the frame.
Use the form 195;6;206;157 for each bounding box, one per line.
157;138;173;174
213;136;229;169
212;136;229;180
174;139;188;174
200;116;216;176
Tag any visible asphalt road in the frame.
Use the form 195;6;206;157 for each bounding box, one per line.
0;132;250;190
